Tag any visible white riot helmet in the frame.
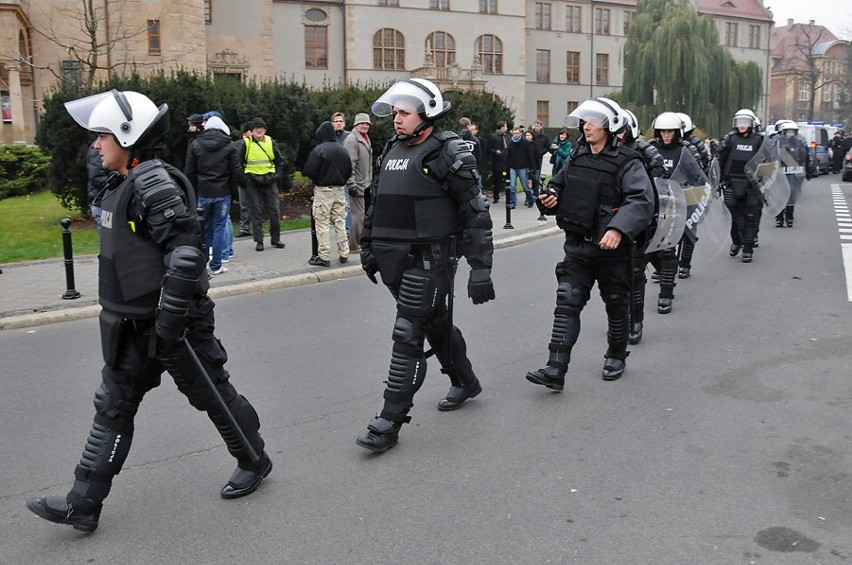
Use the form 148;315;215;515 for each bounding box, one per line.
564;97;625;134
652;112;683;134
773;118;786;133
733;108;757;129
622;108;641;140
675;112;694;136
371;78;451;120
65;90;169;149
778;120;798;133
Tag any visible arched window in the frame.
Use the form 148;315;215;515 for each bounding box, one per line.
426;32;456;68
475;34;503;74
373;28;405;70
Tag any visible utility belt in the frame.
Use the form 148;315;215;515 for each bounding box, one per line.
565;232;597;245
405;239;460;272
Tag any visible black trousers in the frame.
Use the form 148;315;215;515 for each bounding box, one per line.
67;297;264;511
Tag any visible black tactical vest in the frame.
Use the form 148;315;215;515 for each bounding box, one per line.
725;132;761;178
556;147;638;237
97;163;191;318
371;134;462;242
656;142;683;176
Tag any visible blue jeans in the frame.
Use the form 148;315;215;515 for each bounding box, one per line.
509;168;531;208
198;195;231;271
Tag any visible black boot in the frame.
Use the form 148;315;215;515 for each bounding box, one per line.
628;322;643;345
677;266;691;279
658;296;672;314
356;417;402;453
525;365;565;391
437;377;482;411
741;249;754;263
786;205;794;227
775;210;786;227
25;495;101;532
729;243;741;256
220;452;273;499
602;357;626;381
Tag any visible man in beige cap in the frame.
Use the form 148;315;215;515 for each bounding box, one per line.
343;112;373;252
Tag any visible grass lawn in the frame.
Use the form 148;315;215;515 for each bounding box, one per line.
0;191;311;264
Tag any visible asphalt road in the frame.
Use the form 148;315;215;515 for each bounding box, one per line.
2;174;851;564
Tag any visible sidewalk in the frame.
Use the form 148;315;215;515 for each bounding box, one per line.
0;203;560;330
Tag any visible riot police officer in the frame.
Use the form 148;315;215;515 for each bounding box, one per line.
618;108;665;344
356;79;495;453
774;120;811;227
646;112;701;314
527;97;654;387
26;90;271;533
718;108;763;263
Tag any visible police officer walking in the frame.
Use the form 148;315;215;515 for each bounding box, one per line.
25;90;271;533
718;109;763;263
356;79;495;453
526;98;654;387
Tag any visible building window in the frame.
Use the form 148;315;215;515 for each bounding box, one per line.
724;22;738;47
305;26;328;69
566;51;580;83
566;100;579;116
748;24;760;48
378;0;399;6
476;34;503;74
537;100;549;125
595;53;609;85
565;4;582;33
426;32;456;67
479;0;497;14
536;49;550;82
535;3;552;31
623;10;635;35
594;7;610;35
147;20;161;55
798;82;809;102
823;83;833;103
373;28;405;70
430;0;450;9
61;60;82;85
204;0;212;24
214;72;242;85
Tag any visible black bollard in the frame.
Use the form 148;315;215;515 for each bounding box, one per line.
60;218;81;299
503;176;514;230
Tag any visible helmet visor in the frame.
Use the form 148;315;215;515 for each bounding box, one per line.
64;91;132;133
372;81;431;117
734;116;754;128
564;108;610;130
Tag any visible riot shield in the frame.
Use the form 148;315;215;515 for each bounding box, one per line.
644;175;687;253
673;151;731;256
777;137;806;183
744;137;791;218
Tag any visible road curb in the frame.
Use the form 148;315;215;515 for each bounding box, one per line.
0;225;562;331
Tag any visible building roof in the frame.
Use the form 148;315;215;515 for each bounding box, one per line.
771;22;842;72
696;0;772;22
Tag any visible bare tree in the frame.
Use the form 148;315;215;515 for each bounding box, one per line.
776;23;839;121
3;1;170;90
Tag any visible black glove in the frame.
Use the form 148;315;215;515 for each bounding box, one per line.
361;246;379;284
467;269;495;305
155;309;187;345
348;187;358;196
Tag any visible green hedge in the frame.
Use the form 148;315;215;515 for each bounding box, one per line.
37;71;515;213
0;145;51;200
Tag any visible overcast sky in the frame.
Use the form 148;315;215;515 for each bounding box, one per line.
765;0;852;39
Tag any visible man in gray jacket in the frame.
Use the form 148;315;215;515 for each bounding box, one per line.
343;112;373;252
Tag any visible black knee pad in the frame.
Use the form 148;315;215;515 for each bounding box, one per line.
555;281;584;311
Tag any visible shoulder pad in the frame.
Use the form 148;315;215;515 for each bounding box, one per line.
433;130;460;142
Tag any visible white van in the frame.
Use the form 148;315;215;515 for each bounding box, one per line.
796;122;838;175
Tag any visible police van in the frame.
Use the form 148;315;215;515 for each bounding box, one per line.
796;122;839;175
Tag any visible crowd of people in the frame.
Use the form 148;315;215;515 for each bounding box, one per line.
25;79;808;534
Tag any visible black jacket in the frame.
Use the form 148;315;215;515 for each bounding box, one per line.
303;121;353;186
185;129;239;198
507;136;535;170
